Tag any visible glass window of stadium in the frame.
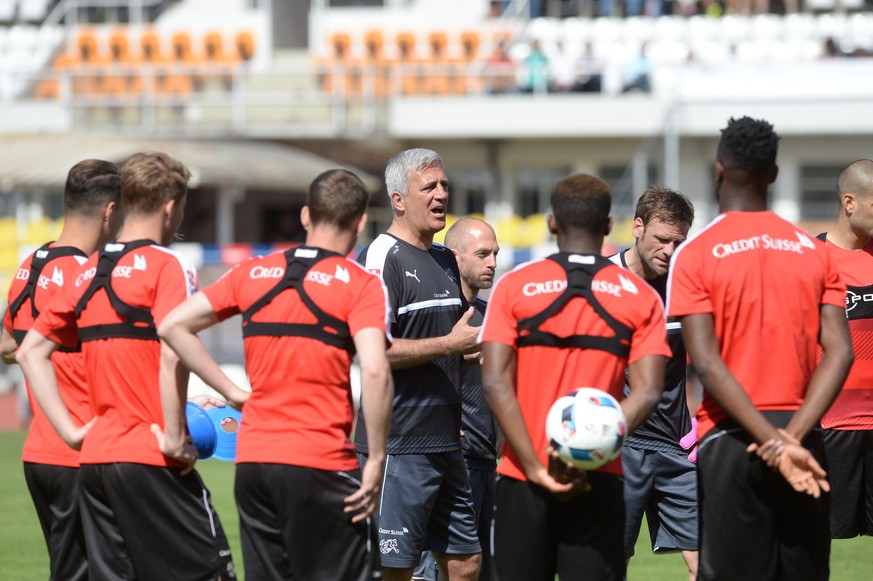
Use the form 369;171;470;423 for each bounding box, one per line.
447;170;488;216
801;165;841;222
516;168;569;218
599;164;659;219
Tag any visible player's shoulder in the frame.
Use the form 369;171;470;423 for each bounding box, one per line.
596;263;661;304
357;233;400;274
489;257;553;297
430;242;454;258
224;251;282;281
315;252;380;286
498;256;552;281
144;244;196;272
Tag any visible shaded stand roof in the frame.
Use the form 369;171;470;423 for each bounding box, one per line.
0;133;380;192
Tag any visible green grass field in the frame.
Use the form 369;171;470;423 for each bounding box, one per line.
1;429;870;580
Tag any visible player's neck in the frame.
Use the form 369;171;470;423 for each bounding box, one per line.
461;281;478;304
54;216;103;255
305;227;356;256
828;218;871;250
719;183;768;213
622;247;650;280
116;215;167;247
556;230;603;255
387;220;434;251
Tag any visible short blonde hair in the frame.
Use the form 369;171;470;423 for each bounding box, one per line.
121;152;191;215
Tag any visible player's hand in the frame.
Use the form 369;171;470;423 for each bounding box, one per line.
746;438;784;468
527;447;590;500
225;387;249;411
449;307;481;355
63;417;96;451
775;441;829;498
150;423;198;475
344;457;383;523
188;394;226;410
747;429;797;469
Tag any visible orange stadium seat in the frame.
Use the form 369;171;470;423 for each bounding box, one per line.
163;32;194;96
423;32;451;95
171;31;193;62
235;30;255;62
364;30;383;58
101;30;134;95
200;31;235;90
395;32;423;96
362;30;390;98
133;29;167;95
458;31;484;94
35;51;73;99
70;30;101;96
320;33;363;99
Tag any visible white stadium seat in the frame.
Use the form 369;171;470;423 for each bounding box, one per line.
720;15;750;45
0;0;16;23
687;15;719;44
19;0;50;22
751;14;785;41
560;17;593;46
592;17;622;43
816;13;849;40
784;13;816;40
691;40;732;66
624;16;656;44
647;40;691;66
654;16;688;41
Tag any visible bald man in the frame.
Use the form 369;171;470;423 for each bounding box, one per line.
440;217;500;580
818;159;873;539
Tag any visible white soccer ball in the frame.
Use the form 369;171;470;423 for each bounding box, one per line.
545;387;627;470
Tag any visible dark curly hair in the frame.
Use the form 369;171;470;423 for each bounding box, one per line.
551;174;611;234
717;116;779;178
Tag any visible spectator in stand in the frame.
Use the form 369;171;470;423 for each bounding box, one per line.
623;43;653;94
485;39;516;95
549;41;577;93
573;42;603;94
523;40;549;94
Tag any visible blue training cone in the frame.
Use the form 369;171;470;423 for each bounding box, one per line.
185;401;218;459
206;405;242;462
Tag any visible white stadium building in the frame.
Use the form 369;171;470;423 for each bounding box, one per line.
1;0;872;363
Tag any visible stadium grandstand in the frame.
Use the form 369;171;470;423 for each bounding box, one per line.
1;0;873;314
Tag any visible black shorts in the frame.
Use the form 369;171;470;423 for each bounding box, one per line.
493;473;625;581
235;463;379;581
822;428;873;538
23;462;88;581
361;451;480;569
79;463;236;580
697;413;830;581
622;447;698;557
413;462;496;581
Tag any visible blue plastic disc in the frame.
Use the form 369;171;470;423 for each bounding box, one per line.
205;405;242;462
185;401;217;460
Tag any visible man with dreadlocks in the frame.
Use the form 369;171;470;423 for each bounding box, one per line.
667;116;854;580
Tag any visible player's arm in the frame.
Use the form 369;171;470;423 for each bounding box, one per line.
344;327;394;523
623;354;667;433
482;341;585;497
681;312;829;498
151;339;198;472
785;303;853;441
17;329;92;448
387;306;479;369
158;292;250;409
0;323;16;365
